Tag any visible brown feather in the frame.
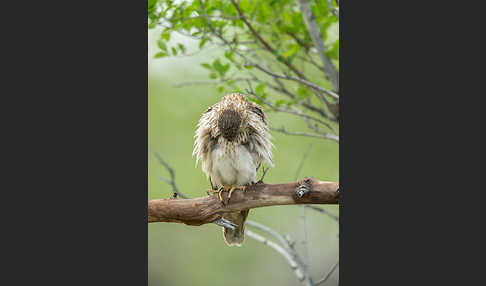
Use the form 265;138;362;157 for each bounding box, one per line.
222;210;250;246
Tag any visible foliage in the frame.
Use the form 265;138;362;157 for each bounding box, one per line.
148;0;339;141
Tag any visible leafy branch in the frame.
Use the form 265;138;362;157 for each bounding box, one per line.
149;0;339;143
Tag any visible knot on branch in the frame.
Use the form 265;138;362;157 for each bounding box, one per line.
295;177;315;198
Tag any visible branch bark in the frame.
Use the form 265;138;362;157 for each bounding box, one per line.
148;178;339;226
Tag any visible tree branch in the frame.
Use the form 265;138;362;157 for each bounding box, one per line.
326;0;339;19
248;62;339;99
306;205;339;222
198;0;338;101
153;152;238;229
315;260;339;286
245;90;337;133
148;178;339;225
271;126;339;142
245;230;306;281
153;151;185;198
230;0;308;81
246;221;310;284
296;0;339;91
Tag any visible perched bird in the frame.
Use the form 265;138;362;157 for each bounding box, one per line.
193;93;273;246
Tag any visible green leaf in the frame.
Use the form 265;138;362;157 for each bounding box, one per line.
199;37;208;49
297;85;310;98
201;63;213;70
281;44;299;58
154;51;168;58
256;83;265;94
222;63;230;74
148;0;157;9
177;43;186;54
275;99;287;107
248;97;263;105
224;50;234;62
161;31;171;41
213;59;227;77
327;40;339;60
157;39;167;52
217;86;225;93
209;73;217;79
171;47;178;55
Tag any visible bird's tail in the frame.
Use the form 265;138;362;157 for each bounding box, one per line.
222;210;249;246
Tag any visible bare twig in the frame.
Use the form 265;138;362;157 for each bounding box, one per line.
246;221;313;285
246;90;336;133
315;260;339;286
246;221;307;274
247;221;294;252
296;0;339;91
301;205;311;285
267;76;334;121
300;115;338;140
270;126;339;142
245;230;305;282
248;63;339;99
293;145;313;285
306;205;338;222
153;152;184;198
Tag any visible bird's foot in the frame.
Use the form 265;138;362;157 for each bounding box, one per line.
208;186;232;206
208;185;247;205
228;185;246;200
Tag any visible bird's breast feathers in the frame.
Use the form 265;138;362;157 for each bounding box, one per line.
203;143;259;187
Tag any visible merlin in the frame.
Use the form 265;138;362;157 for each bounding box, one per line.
193;93;273;246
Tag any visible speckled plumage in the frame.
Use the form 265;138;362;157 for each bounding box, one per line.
193;93;273;246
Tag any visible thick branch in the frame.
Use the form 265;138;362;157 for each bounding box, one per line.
148;178;338;225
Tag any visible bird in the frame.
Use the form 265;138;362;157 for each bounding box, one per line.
193;93;273;246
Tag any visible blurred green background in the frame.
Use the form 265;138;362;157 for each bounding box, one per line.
148;27;339;286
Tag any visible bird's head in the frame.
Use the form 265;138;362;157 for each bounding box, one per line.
199;93;267;143
193;92;273;168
